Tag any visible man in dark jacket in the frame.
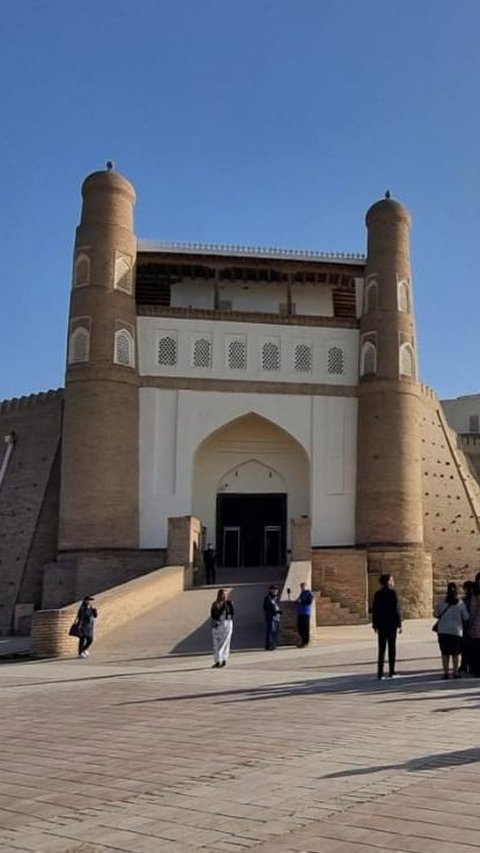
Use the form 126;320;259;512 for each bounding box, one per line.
203;544;216;585
372;574;402;679
263;585;282;650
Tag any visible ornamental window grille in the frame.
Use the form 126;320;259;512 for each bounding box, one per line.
69;328;90;364
294;344;312;373
398;281;409;313
193;337;212;368
327;346;344;375
399;343;415;377
73;253;90;287
262;342;280;371
360;341;376;376
158;336;177;366
114;329;134;367
114;255;132;294
227;339;246;370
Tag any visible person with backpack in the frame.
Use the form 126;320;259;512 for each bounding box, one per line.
434;581;469;679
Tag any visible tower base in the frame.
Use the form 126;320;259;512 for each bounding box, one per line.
367;547;433;618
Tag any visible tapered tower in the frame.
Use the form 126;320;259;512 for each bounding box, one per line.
355;194;432;616
58;165;139;552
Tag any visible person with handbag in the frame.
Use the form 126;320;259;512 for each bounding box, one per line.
76;596;98;659
372;574;402;680
210;589;234;668
434;582;469;679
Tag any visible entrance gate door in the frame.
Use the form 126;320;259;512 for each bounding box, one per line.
216;493;286;567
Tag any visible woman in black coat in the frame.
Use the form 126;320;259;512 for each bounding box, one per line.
372;574;402;680
77;595;98;658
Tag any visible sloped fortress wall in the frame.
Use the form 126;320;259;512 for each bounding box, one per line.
420;386;480;599
0;391;62;633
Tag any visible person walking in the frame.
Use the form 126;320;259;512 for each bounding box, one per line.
210;589;234;668
263;585;282;650
77;595;98;658
372;574;402;680
466;573;480;676
296;582;314;648
434;581;469;679
459;580;475;675
203;544;217;585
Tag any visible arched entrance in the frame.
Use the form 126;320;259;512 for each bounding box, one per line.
192;413;309;568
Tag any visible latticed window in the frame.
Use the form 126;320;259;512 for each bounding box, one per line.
193;337;212;368
227;339;246;370
294;344;312;373
262;342;280;371
114;255;132;294
158;336;177;366
114;329;134;367
327;346;344;375
69;328;89;364
399;343;415;377
361;342;376;376
398;281;409;313
74;254;90;287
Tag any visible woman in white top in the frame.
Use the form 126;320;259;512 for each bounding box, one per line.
210;589;234;669
434;582;469;680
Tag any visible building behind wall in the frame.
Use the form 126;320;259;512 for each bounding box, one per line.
2;164;480;633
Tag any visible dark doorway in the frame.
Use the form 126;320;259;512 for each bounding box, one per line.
216;493;287;567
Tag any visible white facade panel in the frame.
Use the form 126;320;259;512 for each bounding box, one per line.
137;316;359;385
139;388;357;550
291;284;333;316
442;395;480;434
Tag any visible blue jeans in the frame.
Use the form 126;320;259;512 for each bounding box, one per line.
265;617;280;650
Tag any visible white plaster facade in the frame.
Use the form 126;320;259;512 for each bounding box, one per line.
442;394;480;435
139;388;358;551
137;316;359;385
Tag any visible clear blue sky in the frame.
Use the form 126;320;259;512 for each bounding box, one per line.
0;0;478;400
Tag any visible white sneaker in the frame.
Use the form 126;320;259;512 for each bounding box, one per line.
84;650;90;657
80;651;88;658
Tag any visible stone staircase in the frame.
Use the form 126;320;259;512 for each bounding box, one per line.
315;591;368;626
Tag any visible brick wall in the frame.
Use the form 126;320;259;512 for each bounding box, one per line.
420;392;480;599
312;549;368;617
0;391;62;633
31;564;186;657
42;548;167;609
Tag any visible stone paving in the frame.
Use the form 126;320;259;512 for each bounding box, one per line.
1;610;480;853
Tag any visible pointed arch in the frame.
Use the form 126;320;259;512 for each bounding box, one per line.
360;341;377;376
68;327;90;364
192;412;310;554
399;342;415;378
114;328;135;367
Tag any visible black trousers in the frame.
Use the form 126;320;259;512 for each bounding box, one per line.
205;565;216;584
78;635;93;655
297;614;310;646
377;629;397;677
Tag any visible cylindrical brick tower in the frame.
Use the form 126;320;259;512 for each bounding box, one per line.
58;165;139;552
355;195;432;616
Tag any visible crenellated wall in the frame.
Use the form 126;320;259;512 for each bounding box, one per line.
0;390;63;633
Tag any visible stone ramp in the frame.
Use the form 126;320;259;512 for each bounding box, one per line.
95;579;277;662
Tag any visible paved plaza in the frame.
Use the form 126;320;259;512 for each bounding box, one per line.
1;610;480;853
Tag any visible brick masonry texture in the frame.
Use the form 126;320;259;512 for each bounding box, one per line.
312;549;368;617
0;391;62;633
420;394;480;599
31;563;186;657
